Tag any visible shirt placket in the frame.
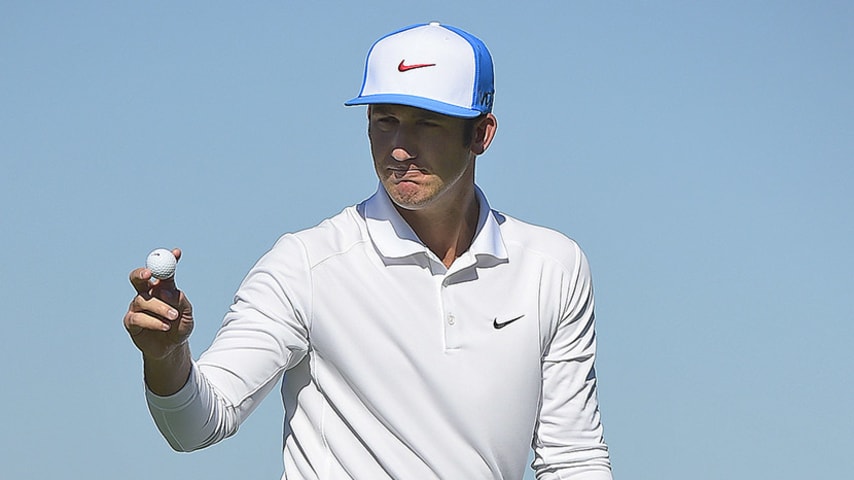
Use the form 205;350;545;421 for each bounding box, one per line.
439;273;461;351
437;253;479;352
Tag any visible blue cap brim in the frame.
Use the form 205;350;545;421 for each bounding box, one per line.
344;93;485;119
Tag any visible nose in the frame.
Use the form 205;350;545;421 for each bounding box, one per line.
391;147;415;162
389;122;417;162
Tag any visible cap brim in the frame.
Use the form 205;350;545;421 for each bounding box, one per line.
344;94;484;118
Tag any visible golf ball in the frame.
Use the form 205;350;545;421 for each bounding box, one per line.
146;248;177;280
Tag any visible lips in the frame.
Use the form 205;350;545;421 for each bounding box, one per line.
388;163;426;172
388;165;428;180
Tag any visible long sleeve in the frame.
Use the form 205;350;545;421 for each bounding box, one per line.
532;249;612;480
145;234;313;452
145;362;262;451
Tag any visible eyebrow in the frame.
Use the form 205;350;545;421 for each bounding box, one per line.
370;106;444;121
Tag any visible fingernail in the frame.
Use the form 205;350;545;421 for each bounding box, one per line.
161;322;171;331
167;309;179;320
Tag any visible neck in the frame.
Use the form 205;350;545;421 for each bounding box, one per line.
396;186;480;269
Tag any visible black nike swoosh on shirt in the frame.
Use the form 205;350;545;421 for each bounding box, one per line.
493;315;525;329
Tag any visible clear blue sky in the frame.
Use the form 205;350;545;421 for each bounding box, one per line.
2;1;852;479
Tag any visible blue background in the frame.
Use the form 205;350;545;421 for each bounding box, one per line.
1;1;852;479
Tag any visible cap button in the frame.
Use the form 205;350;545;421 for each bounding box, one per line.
429;21;440;26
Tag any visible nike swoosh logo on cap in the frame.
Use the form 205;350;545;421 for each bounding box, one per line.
398;60;436;72
493;315;525;330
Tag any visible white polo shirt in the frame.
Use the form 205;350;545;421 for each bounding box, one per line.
147;186;611;480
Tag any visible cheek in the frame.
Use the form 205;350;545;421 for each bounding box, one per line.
433;146;473;175
368;130;390;156
368;135;384;165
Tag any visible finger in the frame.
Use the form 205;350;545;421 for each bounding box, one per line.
130;294;180;321
172;248;182;262
129;268;154;296
124;310;171;334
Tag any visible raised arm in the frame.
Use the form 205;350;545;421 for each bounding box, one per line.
123;248;194;396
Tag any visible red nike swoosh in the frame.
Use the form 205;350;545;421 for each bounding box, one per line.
398;60;436;72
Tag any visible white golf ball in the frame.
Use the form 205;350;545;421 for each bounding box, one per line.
146;248;177;280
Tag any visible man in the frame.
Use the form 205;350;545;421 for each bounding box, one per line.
124;22;612;479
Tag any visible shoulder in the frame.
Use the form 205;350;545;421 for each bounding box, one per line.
494;210;588;271
268;205;368;269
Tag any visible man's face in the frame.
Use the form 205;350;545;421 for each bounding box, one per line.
368;104;477;211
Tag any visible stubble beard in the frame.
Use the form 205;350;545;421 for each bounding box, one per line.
382;178;438;211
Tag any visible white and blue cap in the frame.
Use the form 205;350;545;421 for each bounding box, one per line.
345;22;495;118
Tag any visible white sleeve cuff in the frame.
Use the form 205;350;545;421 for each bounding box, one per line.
144;362;199;412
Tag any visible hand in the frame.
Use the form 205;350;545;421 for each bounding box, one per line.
124;248;194;361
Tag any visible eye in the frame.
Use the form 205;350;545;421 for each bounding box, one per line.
372;115;398;131
417;119;441;127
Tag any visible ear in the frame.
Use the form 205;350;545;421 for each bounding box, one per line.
470;113;498;155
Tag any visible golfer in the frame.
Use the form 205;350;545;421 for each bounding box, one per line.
124;22;612;479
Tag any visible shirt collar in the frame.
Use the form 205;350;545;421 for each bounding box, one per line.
361;184;508;263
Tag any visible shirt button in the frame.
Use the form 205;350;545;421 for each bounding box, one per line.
448;314;456;325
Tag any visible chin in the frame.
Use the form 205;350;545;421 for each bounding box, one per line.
390;192;438;211
389;195;428;211
384;183;435;210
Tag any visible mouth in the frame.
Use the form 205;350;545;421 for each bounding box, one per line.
387;164;428;180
